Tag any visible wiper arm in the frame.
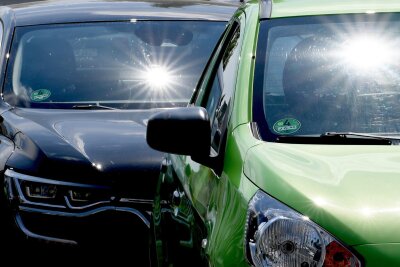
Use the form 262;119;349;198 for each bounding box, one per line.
71;104;117;110
321;132;400;141
277;132;398;145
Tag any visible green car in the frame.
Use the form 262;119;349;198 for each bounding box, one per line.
146;0;400;266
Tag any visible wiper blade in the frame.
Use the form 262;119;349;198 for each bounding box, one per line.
277;132;397;145
321;132;400;141
71;104;117;110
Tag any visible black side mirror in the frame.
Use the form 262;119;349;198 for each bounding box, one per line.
147;107;211;158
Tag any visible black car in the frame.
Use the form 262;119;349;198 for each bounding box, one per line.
0;0;236;258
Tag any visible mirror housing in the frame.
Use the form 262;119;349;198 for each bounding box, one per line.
147;107;211;158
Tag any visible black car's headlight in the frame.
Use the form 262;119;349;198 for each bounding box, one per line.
4;169;111;209
245;191;361;267
24;182;58;199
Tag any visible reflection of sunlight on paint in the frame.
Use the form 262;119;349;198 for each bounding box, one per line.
338;35;396;72
144;65;173;90
92;163;102;170
313;197;328;207
359;206;400;217
360;207;373;217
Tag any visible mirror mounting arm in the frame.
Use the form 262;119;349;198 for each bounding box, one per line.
192;153;223;176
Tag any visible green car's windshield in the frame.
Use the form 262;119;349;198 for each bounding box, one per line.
254;14;400;143
3;21;226;109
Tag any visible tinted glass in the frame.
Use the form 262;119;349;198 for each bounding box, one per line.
3;21;225;109
206;23;241;153
254;14;400;141
0;21;3;50
205;76;222;122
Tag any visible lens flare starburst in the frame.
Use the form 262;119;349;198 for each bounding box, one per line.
143;65;173;90
338;34;398;72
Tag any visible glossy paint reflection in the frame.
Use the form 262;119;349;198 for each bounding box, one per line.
244;142;400;245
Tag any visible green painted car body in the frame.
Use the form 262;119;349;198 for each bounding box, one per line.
150;1;400;266
270;0;400;18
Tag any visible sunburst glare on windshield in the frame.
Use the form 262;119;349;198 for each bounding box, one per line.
143;65;174;90
338;35;398;72
131;44;198;103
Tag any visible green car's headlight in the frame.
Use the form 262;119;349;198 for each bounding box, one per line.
245;191;361;267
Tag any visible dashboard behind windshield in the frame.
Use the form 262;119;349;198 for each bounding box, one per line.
254;14;400;142
3;21;225;109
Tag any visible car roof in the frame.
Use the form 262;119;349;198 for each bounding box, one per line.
270;0;400;18
1;0;239;26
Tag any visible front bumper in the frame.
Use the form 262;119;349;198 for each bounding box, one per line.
4;169;152;245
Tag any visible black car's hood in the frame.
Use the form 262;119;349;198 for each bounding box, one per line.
53;119;149;171
3;108;164;198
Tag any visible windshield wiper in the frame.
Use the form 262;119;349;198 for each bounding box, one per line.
277;132;399;145
321;132;400;141
71;104;117;110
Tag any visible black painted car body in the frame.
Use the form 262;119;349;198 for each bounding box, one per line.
0;0;236;253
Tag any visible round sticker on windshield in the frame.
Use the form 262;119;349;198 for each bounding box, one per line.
31;89;51;102
273;118;301;135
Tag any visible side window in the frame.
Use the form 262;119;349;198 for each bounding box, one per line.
205;75;222;122
201;23;242;155
0;21;3;50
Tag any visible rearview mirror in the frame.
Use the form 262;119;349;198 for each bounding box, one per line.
146;107;211;157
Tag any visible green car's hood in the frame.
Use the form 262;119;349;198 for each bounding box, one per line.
244;143;400;246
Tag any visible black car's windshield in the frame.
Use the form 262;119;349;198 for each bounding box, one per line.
3;21;225;109
254;14;400;143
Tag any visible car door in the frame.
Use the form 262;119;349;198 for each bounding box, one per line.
152;14;245;267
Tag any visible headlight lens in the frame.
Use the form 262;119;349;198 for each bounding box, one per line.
254;211;324;266
25;182;57;199
4;169;111;209
245;191;361;267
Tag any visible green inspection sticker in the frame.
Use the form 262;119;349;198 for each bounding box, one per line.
273;118;301;135
31;89;51;102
